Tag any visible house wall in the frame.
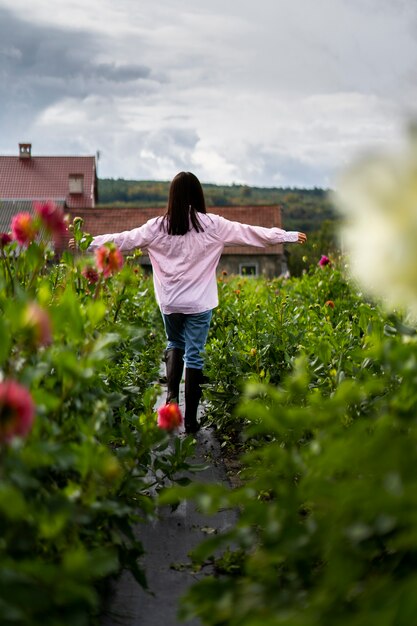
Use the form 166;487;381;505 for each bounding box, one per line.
217;254;283;278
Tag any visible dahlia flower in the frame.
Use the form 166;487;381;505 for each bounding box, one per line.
82;265;100;285
157;403;183;431
95;244;124;278
334;127;417;317
0;233;12;248
11;213;38;246
34;201;68;240
0;380;35;444
319;255;331;267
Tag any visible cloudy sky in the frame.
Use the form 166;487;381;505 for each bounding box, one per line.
1;0;416;187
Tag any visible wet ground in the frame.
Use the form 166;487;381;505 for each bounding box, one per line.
100;383;236;626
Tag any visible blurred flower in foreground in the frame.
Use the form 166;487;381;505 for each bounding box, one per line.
157;403;183;431
0;380;35;444
95;244;124;278
325;300;335;309
34;201;68;241
333;126;417;317
24;302;53;347
11;213;38;246
319;255;331;267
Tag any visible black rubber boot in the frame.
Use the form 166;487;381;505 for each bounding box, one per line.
184;367;205;433
164;348;184;404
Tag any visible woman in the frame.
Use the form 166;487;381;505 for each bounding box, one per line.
71;172;307;433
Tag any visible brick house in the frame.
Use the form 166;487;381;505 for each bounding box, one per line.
0;144;288;276
0;143;97;232
67;205;288;278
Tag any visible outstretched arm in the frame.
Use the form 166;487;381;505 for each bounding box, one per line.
214;215;307;247
68;220;156;252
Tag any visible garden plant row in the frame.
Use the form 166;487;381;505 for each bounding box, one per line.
2;202;417;626
0;208;196;625
163;263;417;626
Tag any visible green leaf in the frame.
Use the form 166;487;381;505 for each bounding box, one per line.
0;315;11;365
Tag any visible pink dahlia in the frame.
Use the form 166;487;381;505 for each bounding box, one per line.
319;255;331;267
34;201;68;240
95;244;124;278
157;403;183;431
11;213;38;246
0;380;35;444
24;302;53;347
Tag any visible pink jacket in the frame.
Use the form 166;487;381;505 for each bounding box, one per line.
89;213;299;314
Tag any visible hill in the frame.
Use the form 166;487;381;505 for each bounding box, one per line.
98;179;337;234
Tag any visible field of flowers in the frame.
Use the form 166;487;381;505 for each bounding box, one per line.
0;207;195;625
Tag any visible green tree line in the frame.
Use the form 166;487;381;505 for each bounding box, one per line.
98;179;336;233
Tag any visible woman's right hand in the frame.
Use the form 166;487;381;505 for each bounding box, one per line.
298;232;307;244
68;238;76;249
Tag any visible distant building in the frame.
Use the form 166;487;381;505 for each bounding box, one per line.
0;143;97;232
67;204;287;278
0;144;288;276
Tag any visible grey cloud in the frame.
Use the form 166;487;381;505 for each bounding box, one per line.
0;45;22;60
99;127;201;180
1;0;416;187
0;7;157;122
144;128;199;152
92;63;150;83
241;146;333;188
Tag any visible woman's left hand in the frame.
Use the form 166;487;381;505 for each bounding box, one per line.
298;232;307;244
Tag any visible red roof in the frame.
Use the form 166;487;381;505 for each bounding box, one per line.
66;205;284;255
0;153;97;209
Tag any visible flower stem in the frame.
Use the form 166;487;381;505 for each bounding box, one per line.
0;249;15;296
113;284;127;323
93;275;104;300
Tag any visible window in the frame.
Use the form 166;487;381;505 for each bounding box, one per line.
68;174;84;194
239;263;258;277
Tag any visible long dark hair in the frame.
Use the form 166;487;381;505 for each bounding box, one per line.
162;171;206;235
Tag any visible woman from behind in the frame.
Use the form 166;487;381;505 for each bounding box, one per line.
72;171;306;433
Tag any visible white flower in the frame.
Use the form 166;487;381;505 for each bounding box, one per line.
333;126;417;318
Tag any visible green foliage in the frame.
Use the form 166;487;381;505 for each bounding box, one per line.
6;208;417;626
287;219;340;276
0;224;197;625
203;264;378;438
161;264;417;626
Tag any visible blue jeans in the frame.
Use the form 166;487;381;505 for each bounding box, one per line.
162;310;212;369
